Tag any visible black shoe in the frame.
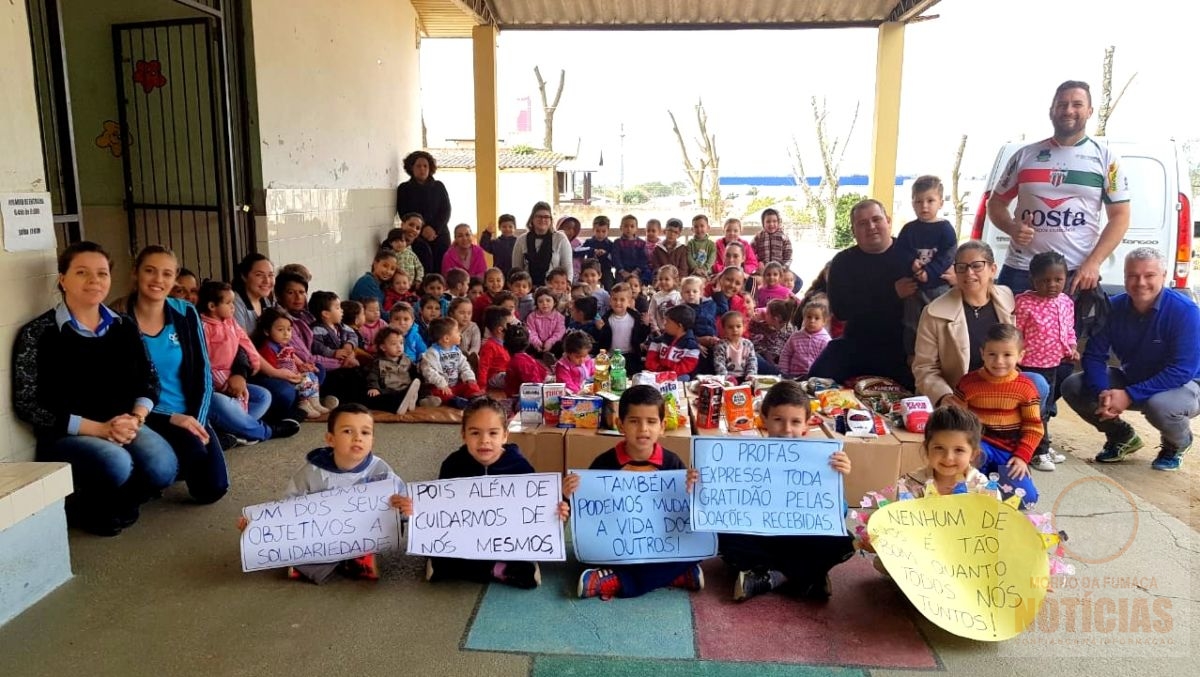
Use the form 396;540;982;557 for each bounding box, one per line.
797;574;832;601
218;433;239;450
66;507;124;537
271;418;301;439
115;503;140;528
498;561;540;589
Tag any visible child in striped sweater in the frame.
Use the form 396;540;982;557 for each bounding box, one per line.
953;323;1043;508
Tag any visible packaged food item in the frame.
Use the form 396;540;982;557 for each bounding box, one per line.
900;396;933;433
695;382;723;429
818;389;861;416
541;383;567;426
803;377;838;395
597;391;622;430
836;409;891;437
519;383;543;426
723;384;754;432
657;380;686;431
560;395;603;429
750;375;781;394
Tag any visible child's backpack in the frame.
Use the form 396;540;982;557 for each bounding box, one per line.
1073;287;1110;342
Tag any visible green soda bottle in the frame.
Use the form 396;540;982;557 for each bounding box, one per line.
611;349;627;393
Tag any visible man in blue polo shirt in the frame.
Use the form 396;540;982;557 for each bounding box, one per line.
1061;248;1200;471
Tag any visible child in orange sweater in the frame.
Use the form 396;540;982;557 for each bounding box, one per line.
953;323;1043;508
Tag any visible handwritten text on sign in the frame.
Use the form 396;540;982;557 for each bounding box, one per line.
868;494;1050;641
407;473;565;561
240;479;402;572
571;470;717;565
690;436;847;536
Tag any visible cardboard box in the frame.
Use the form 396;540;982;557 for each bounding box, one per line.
816;423;901;508
565;427;694;470
892;427;926;476
506;420;566;475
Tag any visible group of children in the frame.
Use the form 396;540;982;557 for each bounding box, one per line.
240;378;1030;607
324;208;840;420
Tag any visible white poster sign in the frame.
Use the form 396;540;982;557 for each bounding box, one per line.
239;479;403;572
407;473;565;561
2;192;55;252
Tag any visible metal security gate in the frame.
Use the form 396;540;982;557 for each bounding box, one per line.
113;16;245;281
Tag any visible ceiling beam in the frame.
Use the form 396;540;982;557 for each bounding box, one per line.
453;0;497;25
887;0;942;23
494;20;882;32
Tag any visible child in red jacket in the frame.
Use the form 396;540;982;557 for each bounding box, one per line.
645;304;701;378
477;306;512;391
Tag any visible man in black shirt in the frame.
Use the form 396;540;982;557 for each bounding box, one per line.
809;199;917;389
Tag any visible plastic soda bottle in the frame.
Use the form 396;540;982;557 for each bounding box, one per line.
594;349;611;393
610;350;627;393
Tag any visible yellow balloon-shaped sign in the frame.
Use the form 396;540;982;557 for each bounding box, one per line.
868;493;1050;641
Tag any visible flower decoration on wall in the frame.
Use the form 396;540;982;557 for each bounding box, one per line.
132;59;167;94
95;120;130;158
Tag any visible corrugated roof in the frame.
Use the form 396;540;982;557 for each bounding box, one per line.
415;0;940;37
430;147;566;169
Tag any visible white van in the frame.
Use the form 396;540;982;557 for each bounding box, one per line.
971;139;1195;298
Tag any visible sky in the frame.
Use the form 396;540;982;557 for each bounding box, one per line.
418;0;1200;189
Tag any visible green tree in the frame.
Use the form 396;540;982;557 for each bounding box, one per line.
621;189;649;205
832;192;869;249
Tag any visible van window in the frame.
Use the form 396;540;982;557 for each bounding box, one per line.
1120;156;1168;233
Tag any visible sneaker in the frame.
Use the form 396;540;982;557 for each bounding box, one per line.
449;396;471;410
339;554;379;581
498;561;540;589
1151;443;1189;471
298;400;323;420
425;558;435;582
270;418;302;439
734;569;781;602
218;432;239;450
1095;432;1144;463
396;379;422;415
233;437;260;447
418;396;442;408
670;563;704;591
578;568;622;600
1030;455;1056;472
287;567;303;581
1048;447;1067;463
321;396;340;410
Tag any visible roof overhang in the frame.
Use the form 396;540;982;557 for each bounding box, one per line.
414;0;941;38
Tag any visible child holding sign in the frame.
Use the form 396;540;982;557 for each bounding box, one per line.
237;403;406;583
397;397;569;588
718;381;856;602
563;385;705;600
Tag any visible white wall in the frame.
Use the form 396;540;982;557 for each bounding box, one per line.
0;1;58;462
250;0;422;295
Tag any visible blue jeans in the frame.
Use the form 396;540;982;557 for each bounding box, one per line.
146;414;229;503
40;427;178;499
980;440;1039;509
209;386;273;440
611;561;699;598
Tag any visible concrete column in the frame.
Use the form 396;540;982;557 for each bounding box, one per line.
472;24;499;236
869;21;905;216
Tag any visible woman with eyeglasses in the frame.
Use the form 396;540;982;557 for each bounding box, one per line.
913;240;1048;410
509;201;574;286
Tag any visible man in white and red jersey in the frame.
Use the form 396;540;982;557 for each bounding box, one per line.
987;80;1131;295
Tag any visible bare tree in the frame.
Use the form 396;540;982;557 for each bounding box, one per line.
1096;45;1136;137
534;66;565;151
668;100;724;222
788;97;859;246
951;134;970;234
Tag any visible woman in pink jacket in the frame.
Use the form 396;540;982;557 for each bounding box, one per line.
198;280;287;442
441;223;489;278
525;287;567;356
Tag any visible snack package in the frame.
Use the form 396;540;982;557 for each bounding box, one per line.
541;383;567;426
723;384;754;432
802;377;838;395
560;395;603;429
900;396;933;433
750;375;781;394
657;380;687;431
695;381;723;429
836;409;891;437
817;389;861;417
519;383;543;426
